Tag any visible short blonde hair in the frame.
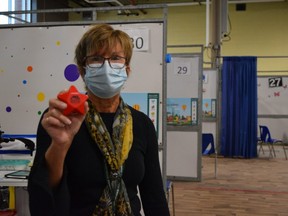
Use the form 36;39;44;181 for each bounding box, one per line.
75;24;133;75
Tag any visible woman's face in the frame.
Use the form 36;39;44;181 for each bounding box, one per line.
83;41;131;99
86;42;130;75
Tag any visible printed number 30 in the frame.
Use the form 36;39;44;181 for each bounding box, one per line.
130;37;144;49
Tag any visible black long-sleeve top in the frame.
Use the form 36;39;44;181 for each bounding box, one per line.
28;106;170;216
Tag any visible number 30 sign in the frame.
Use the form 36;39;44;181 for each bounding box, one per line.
121;27;149;52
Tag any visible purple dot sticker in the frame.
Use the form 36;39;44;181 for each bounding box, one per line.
6;106;12;112
64;64;80;82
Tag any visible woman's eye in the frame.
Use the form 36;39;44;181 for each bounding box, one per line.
110;56;121;61
91;56;103;62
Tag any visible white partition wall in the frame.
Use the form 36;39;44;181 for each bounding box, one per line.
257;76;288;142
166;53;203;181
0;21;168;174
0;23;164;134
258;76;288;116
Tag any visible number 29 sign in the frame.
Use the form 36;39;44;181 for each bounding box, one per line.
173;58;192;75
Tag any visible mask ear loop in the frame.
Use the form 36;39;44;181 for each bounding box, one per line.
80;66;86;77
81;57;88;76
125;65;131;76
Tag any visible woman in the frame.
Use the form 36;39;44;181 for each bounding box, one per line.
28;24;170;216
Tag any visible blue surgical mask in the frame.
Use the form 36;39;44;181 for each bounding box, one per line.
84;61;127;99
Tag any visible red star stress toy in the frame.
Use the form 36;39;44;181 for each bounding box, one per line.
57;85;88;116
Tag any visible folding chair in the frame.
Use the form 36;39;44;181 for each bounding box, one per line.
259;125;282;158
166;180;175;216
257;136;264;155
283;144;288;160
202;133;215;155
202;133;218;178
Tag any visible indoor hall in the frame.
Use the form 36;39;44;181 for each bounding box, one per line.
1;0;288;215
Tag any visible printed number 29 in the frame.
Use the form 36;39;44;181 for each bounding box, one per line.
177;66;188;74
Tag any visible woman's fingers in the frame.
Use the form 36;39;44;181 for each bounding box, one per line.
42;98;72;127
43;112;71;128
49;98;67;111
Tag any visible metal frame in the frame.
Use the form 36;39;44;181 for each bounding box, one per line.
166;45;204;181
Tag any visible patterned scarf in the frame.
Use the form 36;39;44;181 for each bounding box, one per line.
85;98;134;216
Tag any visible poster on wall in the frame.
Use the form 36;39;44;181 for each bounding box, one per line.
166;98;198;126
202;99;217;118
121;93;159;134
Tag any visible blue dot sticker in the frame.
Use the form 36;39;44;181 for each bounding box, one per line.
6;106;12;112
64;64;80;82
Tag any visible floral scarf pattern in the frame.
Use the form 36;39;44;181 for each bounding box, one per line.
85;99;133;216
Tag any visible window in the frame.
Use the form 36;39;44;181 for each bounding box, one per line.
0;0;31;24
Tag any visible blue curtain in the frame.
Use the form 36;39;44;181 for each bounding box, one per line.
221;57;258;158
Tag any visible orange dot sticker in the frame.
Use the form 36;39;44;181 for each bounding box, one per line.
37;92;45;102
27;66;33;72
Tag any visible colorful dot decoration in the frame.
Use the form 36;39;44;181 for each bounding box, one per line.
2;33;85;119
37;92;45;102
4;63;79;113
6;106;12;112
27;66;33;72
64;64;80;82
